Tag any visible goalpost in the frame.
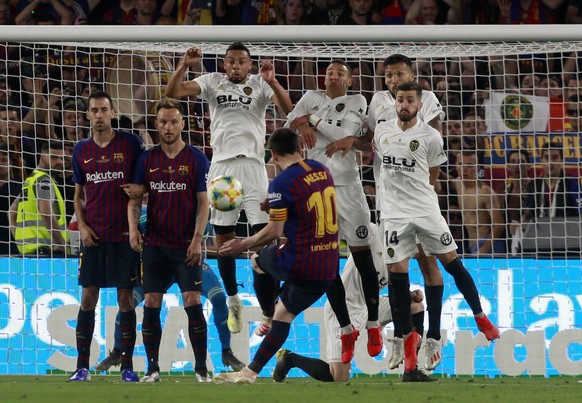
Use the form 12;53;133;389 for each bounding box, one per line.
0;25;581;377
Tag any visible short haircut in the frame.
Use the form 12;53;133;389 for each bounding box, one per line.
268;128;299;156
507;149;531;164
328;59;352;75
226;42;251;58
41;141;63;155
155;97;184;116
383;54;413;68
541;141;563;159
396;81;422;98
87;90;114;110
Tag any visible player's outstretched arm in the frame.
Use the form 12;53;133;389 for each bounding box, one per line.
166;47;202;99
261;61;293;115
219;220;284;256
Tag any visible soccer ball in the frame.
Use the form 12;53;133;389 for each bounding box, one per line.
208;175;243;212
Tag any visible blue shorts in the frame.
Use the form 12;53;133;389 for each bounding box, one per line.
78;242;139;289
141;245;202;294
256;245;332;316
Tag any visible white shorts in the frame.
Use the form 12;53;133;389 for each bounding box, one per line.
208;157;269;227
336;183;372;247
324;296;392;363
381;215;457;264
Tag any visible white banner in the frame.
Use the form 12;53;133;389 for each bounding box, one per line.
484;92;550;133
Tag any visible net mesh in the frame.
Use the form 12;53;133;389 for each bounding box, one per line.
0;36;581;376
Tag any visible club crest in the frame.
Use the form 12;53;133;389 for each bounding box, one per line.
409;140;420;152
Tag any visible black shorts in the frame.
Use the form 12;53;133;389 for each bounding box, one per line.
256;245;331;316
78;242;140;289
141;245;202;294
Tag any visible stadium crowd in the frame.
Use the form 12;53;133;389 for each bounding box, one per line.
1;38;581;258
0;1;581;26
0;9;581;383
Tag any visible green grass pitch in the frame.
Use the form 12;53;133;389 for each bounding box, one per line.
0;374;580;403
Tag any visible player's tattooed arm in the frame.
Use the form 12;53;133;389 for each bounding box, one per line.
427;116;443;134
127;196;144;252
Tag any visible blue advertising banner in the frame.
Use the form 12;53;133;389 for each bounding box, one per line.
1;258;581;377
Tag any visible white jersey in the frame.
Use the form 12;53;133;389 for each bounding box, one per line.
374;118;447;219
194;73;274;163
286;90;366;185
367;90;444;132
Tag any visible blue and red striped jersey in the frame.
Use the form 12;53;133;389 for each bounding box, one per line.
133;144;209;248
269;159;339;281
72;131;144;242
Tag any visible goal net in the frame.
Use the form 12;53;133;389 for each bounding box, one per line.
0;25;581;377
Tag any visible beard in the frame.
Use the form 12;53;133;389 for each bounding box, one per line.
398;109;417;122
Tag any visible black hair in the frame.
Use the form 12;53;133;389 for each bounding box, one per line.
268;128;300;156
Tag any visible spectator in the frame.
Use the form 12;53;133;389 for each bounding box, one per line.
8;141;68;256
0;145;19;255
0;0;14;25
372;0;413;24
503;149;533;254
307;0;351;24
453;150;506;255
15;0;74;25
0;106;35;182
497;0;563;24
405;0;450;24
566;94;582;132
279;0;307;24
524;141;581;220
564;74;582;100
345;0;376;24
229;0;279;24
566;0;582;23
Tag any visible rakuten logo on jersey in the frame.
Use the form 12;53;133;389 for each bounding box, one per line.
150;181;187;192
86;171;124;183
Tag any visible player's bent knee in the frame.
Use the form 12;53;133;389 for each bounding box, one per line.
251;253;265;274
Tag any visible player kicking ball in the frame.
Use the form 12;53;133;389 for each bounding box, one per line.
271;224;433;383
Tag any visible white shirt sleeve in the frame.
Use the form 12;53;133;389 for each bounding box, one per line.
427;131;448;167
316;94;366;142
421;91;445;124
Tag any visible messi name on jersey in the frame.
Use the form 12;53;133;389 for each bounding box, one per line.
303;170;329;185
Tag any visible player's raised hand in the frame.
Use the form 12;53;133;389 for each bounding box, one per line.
259;61;275;84
183;47;202;66
325;136;357;158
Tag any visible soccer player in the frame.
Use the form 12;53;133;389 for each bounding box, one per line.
375;81;499;381
166;42;293;334
285;60;382;364
212;127;338;384
125;98;210;383
271;223;430;383
68;91;144;382
326;53;447;371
